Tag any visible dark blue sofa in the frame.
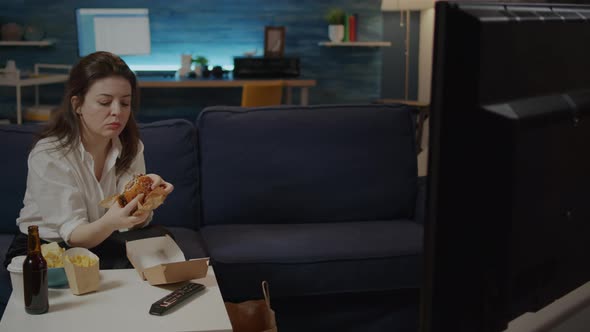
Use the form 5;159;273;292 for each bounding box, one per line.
0;120;209;316
0;104;424;332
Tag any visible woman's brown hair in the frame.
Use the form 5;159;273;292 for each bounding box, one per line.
34;51;140;175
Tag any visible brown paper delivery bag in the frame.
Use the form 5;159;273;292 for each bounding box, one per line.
224;281;277;332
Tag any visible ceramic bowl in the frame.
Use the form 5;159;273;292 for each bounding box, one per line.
47;267;68;288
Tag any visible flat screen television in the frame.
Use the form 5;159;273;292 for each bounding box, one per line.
421;2;590;332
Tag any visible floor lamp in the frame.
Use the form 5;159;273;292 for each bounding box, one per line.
381;0;435;103
382;0;435;153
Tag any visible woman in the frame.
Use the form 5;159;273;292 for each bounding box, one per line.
4;51;174;269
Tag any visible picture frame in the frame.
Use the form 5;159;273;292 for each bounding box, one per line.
264;26;285;58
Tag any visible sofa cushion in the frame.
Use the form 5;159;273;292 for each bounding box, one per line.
196;104;418;227
140;119;200;229
201;220;423;299
167;226;208;259
0;124;40;234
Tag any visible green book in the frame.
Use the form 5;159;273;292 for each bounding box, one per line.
344;13;349;42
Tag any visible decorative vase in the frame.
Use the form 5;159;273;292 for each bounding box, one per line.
193;65;203;77
1;23;24;41
328;24;345;42
178;54;192;77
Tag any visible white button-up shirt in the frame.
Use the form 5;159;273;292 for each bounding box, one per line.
17;136;151;244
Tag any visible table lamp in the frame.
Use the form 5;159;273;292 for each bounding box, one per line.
381;0;435;104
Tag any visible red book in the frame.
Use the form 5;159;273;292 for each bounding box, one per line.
348;14;357;42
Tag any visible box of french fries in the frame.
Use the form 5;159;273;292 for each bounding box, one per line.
63;247;100;295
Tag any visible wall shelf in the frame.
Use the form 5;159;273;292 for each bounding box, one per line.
0;64;71;124
318;41;392;47
0;39;56;47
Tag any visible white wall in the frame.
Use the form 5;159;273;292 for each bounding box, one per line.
418;8;435;104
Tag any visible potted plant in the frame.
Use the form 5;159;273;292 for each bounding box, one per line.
191;56;209;77
325;8;346;42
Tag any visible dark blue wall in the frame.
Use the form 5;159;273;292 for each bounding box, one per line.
1;0;415;122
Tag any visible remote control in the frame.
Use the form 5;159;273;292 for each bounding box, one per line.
149;282;206;316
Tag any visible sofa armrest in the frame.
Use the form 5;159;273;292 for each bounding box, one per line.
414;176;427;224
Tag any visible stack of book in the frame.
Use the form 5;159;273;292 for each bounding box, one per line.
343;13;358;42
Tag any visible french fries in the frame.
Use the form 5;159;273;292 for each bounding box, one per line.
41;242;65;268
65;254;98;267
40;242;99;268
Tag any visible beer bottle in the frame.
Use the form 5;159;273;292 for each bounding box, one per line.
23;225;48;314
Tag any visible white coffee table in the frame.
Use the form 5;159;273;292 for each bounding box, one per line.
0;268;232;332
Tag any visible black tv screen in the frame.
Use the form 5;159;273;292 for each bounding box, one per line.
422;2;590;332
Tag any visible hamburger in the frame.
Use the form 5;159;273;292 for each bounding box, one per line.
100;174;168;215
118;174;154;207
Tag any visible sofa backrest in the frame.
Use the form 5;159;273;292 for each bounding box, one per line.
0;119;199;234
139;119;200;229
196;104;418;226
0;124;39;234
